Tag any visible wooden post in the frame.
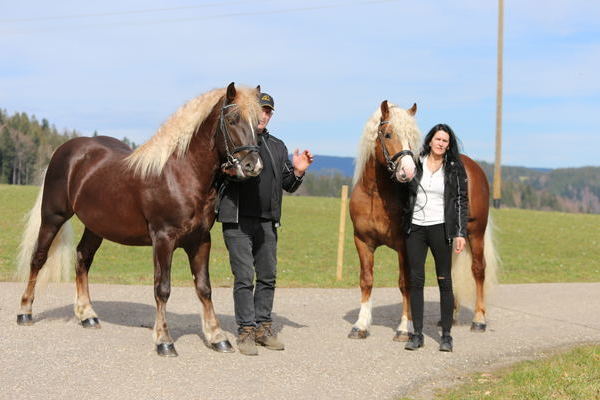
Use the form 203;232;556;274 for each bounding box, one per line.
336;185;349;281
493;0;504;209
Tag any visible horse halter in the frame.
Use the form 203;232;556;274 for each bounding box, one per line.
377;120;414;178
218;103;259;171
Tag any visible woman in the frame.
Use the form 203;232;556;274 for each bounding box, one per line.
403;123;468;352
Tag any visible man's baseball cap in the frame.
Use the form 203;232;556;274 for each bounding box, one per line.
259;93;275;110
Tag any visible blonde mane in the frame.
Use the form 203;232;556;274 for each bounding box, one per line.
352;103;422;185
125;86;260;178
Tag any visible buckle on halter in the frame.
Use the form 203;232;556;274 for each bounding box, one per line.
221;155;240;170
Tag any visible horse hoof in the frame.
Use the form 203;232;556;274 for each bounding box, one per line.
393;331;410;342
211;340;235;353
156;343;178;357
348;327;368;339
471;322;487;332
17;314;33;326
81;317;101;329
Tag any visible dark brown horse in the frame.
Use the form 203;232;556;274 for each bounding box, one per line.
348;101;498;342
16;83;263;356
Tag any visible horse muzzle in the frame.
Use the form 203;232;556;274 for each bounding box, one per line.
242;153;263;177
222;152;263;180
394;157;416;183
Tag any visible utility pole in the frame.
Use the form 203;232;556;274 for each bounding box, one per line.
493;0;504;209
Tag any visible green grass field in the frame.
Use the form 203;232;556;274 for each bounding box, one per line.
1;183;599;287
400;344;600;400
2;184;599;399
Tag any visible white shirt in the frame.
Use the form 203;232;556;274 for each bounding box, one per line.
412;156;445;226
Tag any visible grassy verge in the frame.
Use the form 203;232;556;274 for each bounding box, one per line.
399;344;600;400
1;184;599;287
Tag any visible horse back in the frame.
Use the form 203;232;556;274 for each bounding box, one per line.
46;136;152;244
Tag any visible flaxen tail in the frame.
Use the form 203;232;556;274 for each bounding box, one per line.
16;173;73;287
451;215;500;307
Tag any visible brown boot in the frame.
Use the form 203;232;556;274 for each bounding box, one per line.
255;322;284;350
237;326;258;356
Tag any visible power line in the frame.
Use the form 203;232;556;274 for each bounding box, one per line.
0;0;400;34
0;1;256;23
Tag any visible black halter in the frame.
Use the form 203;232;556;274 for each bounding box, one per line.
218;103;260;170
377;120;414;178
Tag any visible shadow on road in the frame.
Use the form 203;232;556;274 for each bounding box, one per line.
33;300;306;345
342;302;475;343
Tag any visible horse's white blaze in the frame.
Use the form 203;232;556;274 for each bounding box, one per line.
399;138;416;180
248;117;256;142
354;299;373;331
250;118;263;173
396;315;413;333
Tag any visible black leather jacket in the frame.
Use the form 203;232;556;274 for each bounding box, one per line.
216;130;303;226
403;156;469;241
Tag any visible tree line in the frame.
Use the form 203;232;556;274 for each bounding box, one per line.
0;109;136;185
3;109;597;213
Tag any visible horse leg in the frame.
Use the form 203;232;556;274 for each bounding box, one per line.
393;249;412;342
348;236;374;339
469;234;487;332
184;235;233;353
18;215;69;325
152;235;178;356
74;228;103;328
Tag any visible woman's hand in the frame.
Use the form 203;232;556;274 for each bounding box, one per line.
454;237;466;254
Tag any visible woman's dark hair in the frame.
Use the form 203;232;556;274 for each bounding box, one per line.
420;123;462;162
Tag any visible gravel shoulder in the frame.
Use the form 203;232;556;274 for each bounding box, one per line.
1;282;599;400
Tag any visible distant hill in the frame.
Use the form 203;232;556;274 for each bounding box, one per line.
309;155;355;177
301;155;599;214
477;161;600;214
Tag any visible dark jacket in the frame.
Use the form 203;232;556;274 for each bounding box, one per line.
216;130;303;226
403;156;469;241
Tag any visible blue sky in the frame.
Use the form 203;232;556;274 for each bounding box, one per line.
1;0;598;168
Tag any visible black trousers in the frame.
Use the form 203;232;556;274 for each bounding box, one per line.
222;216;278;328
406;223;454;334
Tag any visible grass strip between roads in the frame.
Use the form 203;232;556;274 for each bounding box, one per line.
1;184;599;287
400;344;600;400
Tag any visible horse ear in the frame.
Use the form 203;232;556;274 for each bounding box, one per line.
226;82;236;102
380;100;389;120
407;103;417;116
256;85;261;94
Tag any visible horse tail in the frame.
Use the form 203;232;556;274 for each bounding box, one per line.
451;214;500;307
482;215;500;291
16;171;74;287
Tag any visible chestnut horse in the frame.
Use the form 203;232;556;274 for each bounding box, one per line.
348;101;498;342
16;83;263;356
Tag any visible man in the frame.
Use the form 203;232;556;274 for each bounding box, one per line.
217;92;313;356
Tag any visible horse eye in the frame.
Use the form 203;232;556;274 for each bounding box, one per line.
384;132;391;139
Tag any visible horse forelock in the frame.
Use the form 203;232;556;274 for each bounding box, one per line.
125;86;261;178
352;103;422;186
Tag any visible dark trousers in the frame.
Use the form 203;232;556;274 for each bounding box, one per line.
222;216;278;328
406;223;454;334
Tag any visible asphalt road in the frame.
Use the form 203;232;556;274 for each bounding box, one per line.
1;282;599;400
